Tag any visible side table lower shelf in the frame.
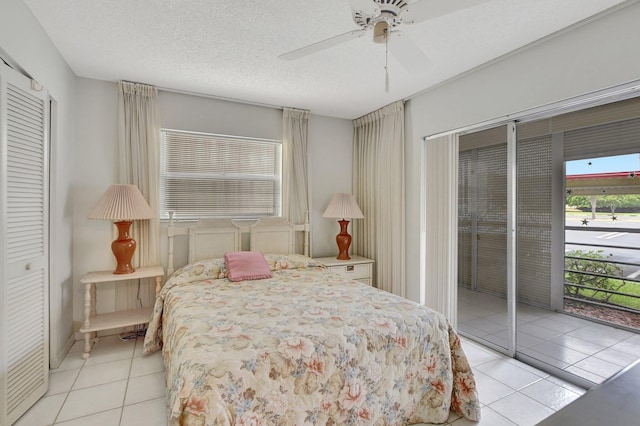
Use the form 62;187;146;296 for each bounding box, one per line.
79;308;153;334
80;265;164;359
79;308;153;359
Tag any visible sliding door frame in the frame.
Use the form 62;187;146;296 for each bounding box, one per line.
506;122;517;356
550;133;565;312
423;81;640;386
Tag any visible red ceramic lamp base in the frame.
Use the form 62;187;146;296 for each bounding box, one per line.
112;221;136;274
336;219;352;260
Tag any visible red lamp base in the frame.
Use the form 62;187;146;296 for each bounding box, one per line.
112;221;136;274
336;219;352;260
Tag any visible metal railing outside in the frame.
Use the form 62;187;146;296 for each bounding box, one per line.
565;226;640;316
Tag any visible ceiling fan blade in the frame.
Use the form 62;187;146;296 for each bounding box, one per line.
403;0;491;24
388;32;431;73
279;29;366;60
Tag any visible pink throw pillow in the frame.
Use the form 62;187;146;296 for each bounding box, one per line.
225;251;273;282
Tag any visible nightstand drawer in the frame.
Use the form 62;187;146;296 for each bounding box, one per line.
328;263;371;280
313;256;375;286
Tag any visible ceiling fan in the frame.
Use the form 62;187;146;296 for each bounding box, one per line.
280;0;490;88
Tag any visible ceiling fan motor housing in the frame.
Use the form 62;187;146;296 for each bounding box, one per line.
373;22;388;43
352;0;412;31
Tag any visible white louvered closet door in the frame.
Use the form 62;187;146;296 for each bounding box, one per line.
0;63;49;425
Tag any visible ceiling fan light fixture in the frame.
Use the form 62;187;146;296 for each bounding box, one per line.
373;21;388;43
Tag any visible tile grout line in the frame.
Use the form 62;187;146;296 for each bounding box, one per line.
52;338;136;425
119;336;140;425
51;345;88;425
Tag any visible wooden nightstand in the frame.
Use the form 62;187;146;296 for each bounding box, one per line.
79;265;164;359
314;255;374;286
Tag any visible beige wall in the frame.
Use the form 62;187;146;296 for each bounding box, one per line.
1;0;77;367
2;0;354;351
404;2;640;302
72;81;354;327
8;0;640;360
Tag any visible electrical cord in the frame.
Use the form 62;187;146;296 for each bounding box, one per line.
118;278;147;341
118;328;146;341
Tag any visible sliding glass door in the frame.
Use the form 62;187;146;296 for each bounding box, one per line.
457;124;556;356
456;98;640;387
457;127;512;353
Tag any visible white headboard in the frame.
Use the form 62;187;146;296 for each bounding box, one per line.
166;212;310;276
188;219;240;263
250;217;296;254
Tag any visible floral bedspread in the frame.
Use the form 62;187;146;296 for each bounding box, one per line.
144;255;480;425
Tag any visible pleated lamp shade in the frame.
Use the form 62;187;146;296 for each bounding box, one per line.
88;184;154;221
88;184;154;274
322;193;364;220
322;193;363;260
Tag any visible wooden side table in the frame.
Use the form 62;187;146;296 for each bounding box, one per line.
314;255;375;286
79;265;164;359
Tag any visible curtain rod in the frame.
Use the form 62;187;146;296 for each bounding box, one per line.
156;85;284;111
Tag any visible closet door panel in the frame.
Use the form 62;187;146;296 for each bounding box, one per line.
1;63;49;426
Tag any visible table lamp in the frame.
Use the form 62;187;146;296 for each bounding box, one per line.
322;193;364;260
88;184;155;274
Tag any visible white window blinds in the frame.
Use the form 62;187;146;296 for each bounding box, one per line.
458;128;554;309
564;117;640;161
516;134;553;308
457;139;508;298
160;129;281;220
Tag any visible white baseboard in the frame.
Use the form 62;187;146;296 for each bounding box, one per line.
50;333;75;369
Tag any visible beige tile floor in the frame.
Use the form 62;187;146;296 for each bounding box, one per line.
15;333;589;426
458;287;640;385
15;336;166;426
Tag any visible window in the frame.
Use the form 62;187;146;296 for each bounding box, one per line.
160;129;281;220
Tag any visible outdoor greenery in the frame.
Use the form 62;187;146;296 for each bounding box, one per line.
565;249;640;310
565;195;591;208
607;281;640;311
566;194;640;212
598;195;640;214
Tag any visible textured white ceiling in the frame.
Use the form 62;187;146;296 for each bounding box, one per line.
23;0;629;119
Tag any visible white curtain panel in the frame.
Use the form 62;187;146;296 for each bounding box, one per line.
423;134;458;327
115;81;161;310
282;107;311;254
352;101;406;296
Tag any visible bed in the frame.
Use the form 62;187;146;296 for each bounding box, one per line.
144;216;480;425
